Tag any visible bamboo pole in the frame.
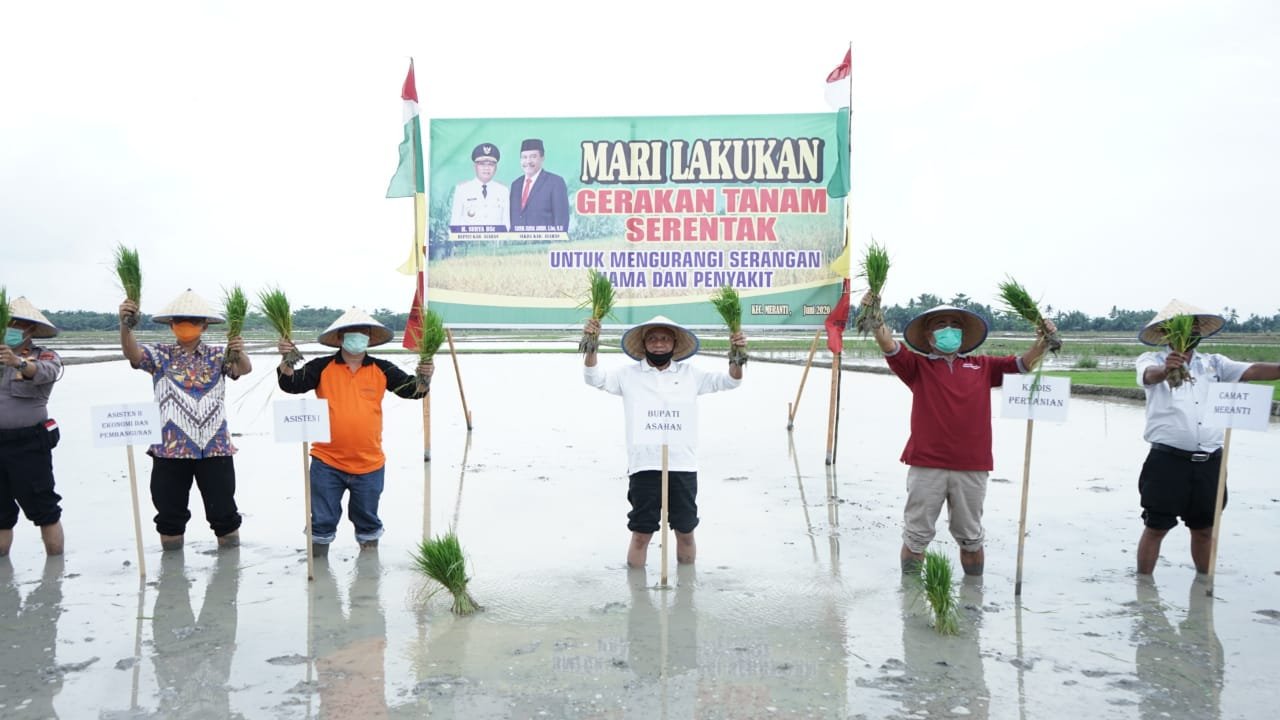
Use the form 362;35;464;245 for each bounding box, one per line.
1014;419;1035;596
446;328;473;431
421;390;431;462
125;445;146;578
421;459;432;540
303;441;314;582
824;353;840;465
1205;428;1232;597
660;444;670;589
787;330;822;430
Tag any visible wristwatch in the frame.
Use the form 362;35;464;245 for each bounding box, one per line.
17;358;30;373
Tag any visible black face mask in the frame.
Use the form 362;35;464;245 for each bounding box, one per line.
644;350;674;367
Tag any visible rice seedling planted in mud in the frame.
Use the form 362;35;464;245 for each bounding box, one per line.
916;550;960;635
414;306;445;387
577;269;615;354
1161;314;1196;388
412;532;481;615
257;287;303;366
222;285;248;370
114;244;142;329
709;284;748;366
998;276;1062;357
854;240;890;334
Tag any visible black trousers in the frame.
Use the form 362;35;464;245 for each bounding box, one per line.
0;423;62;529
150;455;242;537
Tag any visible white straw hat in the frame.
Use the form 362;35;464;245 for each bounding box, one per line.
1138;299;1225;346
620;315;700;362
151;289;225;325
903;305;989;354
7;296;59;338
318;307;394;348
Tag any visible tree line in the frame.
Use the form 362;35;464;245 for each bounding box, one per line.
35;298;1280;334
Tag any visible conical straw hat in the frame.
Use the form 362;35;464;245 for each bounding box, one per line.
319;307;393;348
903;305;989;354
151;289;225;325
7;296;59;338
620;315;700;362
1138;299;1225;346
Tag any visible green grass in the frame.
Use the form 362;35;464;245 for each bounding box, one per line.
1045;369;1280;391
412;532;481;615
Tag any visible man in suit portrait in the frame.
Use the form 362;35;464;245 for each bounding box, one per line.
509;138;569;232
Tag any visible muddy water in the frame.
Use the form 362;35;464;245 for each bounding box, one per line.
1;352;1278;719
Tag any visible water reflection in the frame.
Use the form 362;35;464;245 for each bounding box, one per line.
626;565;698;717
896;573;990;718
150;549;241;719
1133;578;1222;719
0;556;64;719
312;552;388;718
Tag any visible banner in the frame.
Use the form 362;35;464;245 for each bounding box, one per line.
428;113;846;328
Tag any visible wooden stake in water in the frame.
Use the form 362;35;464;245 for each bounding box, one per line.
825;354;840;465
787;329;822;430
1014;419;1035;596
303;441;314;582
660;444;670;588
125;445;146;578
446;328;473;431
1205;428;1232;597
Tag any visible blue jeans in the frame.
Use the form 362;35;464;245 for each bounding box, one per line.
309;458;385;544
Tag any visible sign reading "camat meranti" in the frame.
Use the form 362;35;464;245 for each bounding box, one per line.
1202;383;1275;432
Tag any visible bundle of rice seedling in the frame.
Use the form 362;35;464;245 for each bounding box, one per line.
257;287;303;366
998;276;1062;355
114;244;142;329
916;550;960;635
221;285;248;371
709;284;748;366
0;287;11;337
577;269;615;354
1161;314;1196;388
414;306;445;386
853;240;890;334
412;532;481;615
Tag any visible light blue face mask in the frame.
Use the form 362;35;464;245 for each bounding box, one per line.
4;327;24;348
932;327;963;354
341;332;370;355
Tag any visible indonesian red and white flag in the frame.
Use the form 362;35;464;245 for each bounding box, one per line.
825;49;852;109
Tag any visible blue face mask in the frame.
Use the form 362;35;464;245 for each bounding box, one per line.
4;327;24;348
341;332;370;355
932;327;963;354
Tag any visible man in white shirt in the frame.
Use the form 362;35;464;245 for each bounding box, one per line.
583;315;746;568
1134;299;1280;575
449;143;509;229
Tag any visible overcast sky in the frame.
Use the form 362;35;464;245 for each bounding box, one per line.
3;1;1277;320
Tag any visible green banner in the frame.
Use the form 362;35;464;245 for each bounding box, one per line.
428;113;846;328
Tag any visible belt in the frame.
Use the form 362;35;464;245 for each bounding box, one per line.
1151;442;1220;463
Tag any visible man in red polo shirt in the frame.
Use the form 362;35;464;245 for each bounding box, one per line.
866;296;1054;576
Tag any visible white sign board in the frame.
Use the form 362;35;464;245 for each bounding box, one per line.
1000;375;1071;422
630;400;697;446
1202;382;1274;432
91;403;163;448
273;398;331;443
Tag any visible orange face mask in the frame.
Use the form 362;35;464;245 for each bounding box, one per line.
171;321;204;344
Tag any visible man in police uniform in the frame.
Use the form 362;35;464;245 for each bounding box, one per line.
0;296;65;557
449;142;509;230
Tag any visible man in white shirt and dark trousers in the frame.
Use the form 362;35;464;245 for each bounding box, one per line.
583;315;746;568
1134;299;1280;576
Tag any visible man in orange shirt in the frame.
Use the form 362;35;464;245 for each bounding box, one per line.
277;308;432;556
